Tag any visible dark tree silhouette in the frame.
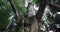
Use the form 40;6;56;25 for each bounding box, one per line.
35;0;47;32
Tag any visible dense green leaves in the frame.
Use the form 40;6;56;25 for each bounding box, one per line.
0;0;12;30
14;0;27;14
32;0;40;6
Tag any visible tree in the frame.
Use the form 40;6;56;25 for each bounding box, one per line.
35;0;47;32
1;0;60;32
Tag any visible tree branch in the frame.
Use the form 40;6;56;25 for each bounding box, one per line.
9;0;20;23
9;0;20;32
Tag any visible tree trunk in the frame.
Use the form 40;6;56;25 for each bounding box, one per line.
35;0;47;32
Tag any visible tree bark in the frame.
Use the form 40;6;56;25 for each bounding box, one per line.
9;0;20;22
35;0;47;32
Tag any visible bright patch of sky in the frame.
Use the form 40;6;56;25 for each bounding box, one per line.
56;12;60;14
34;4;39;10
49;30;53;32
25;0;28;7
25;0;39;11
9;15;14;20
